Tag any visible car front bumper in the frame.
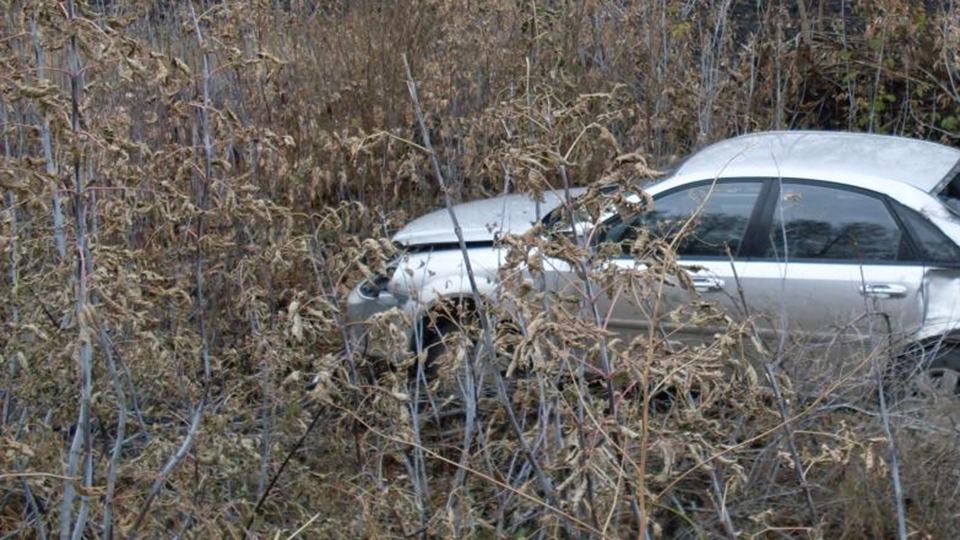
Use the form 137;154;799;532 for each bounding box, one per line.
345;285;413;359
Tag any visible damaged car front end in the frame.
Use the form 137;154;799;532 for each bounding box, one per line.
345;189;585;359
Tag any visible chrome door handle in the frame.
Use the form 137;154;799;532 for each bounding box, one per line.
858;283;908;299
692;276;725;292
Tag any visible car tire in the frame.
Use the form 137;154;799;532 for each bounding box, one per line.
895;343;960;430
409;306;518;414
912;349;960;399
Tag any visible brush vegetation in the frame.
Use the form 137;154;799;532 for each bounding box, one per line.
2;0;960;538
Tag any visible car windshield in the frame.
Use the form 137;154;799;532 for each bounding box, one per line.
541;201;593;235
540;183;646;236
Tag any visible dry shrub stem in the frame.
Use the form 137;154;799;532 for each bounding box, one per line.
126;4;214;537
239;238;369;538
332;402;602;536
16;461;50;540
404;54;569;532
59;1;93;538
872;309;909;540
557;161;643;536
243;400;327;537
29;14;66;261
730;215;821;531
308;241;366;467
1;90;15;434
97;326;127;540
875;358;908;540
762;362;820;527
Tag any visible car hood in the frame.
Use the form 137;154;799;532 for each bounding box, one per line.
393;188;587;246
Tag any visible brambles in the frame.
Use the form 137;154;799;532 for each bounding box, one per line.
2;0;960;538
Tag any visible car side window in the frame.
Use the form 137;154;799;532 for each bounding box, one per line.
894;203;960;264
763;183;907;262
604;182;763;258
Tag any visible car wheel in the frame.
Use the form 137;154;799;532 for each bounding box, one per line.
898;347;960;431
409;311;508;421
908;351;960;400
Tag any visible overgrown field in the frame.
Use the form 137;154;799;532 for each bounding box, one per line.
3;0;960;538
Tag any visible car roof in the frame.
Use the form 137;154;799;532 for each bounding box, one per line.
669;131;960;193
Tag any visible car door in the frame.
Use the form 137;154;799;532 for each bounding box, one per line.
733;180;926;356
593;180;768;343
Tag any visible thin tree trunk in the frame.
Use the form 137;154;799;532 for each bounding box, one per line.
59;0;94;538
99;327;128;540
126;4;213;536
404;54;574;536
1;92;18;431
30;16;66;261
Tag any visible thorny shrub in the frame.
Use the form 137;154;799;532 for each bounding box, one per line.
2;0;960;538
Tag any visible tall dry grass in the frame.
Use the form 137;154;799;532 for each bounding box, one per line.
2;0;960;538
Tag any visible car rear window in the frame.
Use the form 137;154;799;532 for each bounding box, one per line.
894;203;960;264
938;172;960;216
764;183;905;262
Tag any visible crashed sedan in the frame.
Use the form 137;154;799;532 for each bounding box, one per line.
347;131;960;392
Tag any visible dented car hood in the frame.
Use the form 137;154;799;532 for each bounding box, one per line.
392;188;587;246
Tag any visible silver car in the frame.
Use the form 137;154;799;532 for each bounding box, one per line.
347;131;960;390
